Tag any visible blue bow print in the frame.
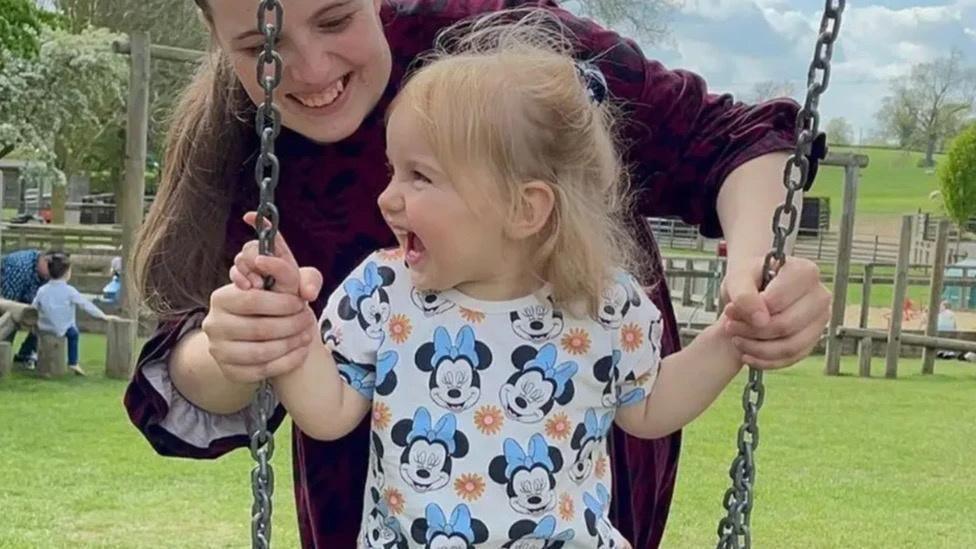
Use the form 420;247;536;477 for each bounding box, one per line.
531;516;575;541
527;344;578;397
343;262;383;309
503;434;553;478
432;326;477;365
375;351;398;385
582;409;614;440
407;408;457;454
425;503;475;543
583;483;611;517
337;363;374;400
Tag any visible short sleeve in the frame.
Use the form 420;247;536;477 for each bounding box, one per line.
319;252;398;401
611;273;664;408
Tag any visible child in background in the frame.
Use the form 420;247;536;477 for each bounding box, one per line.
32;253;109;376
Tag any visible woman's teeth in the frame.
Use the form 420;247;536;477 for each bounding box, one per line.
293;78;345;108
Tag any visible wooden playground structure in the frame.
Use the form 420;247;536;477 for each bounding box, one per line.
665;152;976;377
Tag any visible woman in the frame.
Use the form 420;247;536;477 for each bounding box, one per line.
125;1;830;547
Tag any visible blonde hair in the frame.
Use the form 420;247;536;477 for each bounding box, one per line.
390;10;642;315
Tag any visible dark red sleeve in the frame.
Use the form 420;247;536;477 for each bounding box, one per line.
123;311;288;459
539;3;827;237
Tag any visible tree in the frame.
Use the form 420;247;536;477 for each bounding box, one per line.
825;117;854;146
875;90;920;149
566;0;678;44
0;0;62;61
0;26;127;220
747;80;796;103
54;0;209;196
878;50;976;166
938;123;976;227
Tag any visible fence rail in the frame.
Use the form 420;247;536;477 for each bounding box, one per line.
1;223;122;257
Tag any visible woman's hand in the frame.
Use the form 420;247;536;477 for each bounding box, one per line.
721;255;831;369
200;213;324;385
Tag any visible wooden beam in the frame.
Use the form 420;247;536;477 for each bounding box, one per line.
825;162;859;375
838;327;976;354
921;220;950;375
0;299;38;326
885;216;913;379
0;341;11;378
112;39;205;64
120;32;150;321
0;312;14;341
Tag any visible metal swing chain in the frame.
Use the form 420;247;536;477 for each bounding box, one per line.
250;1;284;548
715;2;845;548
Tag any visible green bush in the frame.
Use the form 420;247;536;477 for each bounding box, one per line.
938;123;976;226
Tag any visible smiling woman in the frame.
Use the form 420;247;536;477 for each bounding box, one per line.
126;1;830;548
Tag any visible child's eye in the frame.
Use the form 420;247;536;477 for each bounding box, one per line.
413;170;432;184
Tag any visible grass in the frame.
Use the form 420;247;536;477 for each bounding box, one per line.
808;146;944;227
2;335;974;548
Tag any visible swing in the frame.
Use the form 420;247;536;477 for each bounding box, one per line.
244;1;846;547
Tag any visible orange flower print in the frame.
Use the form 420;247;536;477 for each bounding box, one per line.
595;455;609;479
561;328;591;356
388;314;412;344
545;413;572;441
474;405;504;435
372;402;392;431
383;487;405;515
559;493;575;521
459;308;486;323
377;247;404;261
620;322;644;352
454;473;486;502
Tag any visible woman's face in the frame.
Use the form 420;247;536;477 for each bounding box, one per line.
207;0;392;143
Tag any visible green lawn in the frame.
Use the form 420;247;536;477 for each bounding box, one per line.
809;146;944;225
2;334;974;548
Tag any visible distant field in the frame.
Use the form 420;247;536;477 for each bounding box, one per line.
809;146;944;234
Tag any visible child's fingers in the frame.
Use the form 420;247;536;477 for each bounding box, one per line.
254;255;302;296
233;241;266;289
297;267;324;302
229;266;252;290
242;212;299;267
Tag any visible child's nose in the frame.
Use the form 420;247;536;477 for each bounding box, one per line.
377;182;403;213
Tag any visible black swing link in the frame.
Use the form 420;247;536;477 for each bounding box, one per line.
715;1;845;548
250;1;284;548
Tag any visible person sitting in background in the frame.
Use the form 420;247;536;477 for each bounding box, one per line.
1;249;51;367
31;253;110;376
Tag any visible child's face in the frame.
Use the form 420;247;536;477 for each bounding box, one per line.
379;106;518;296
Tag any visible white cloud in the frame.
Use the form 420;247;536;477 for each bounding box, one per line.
653;0;976;136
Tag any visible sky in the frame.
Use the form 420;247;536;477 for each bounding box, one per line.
640;0;976;141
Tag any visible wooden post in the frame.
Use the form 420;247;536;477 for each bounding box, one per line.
37;333;68;378
0;342;11;378
857;337;873;378
665;258;674;288
885;215;913;379
859;263;874;329
921;220;950;375
0;312;14;341
825;163;860;376
681;259;694;306
105;317;137;379
119;31;151;322
704;260;718;313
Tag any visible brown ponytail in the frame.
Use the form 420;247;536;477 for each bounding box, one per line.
133;50;255;318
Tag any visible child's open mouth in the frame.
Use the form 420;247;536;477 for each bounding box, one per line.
405;232;426;267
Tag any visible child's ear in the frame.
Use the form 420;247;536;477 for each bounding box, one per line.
506;180;555;241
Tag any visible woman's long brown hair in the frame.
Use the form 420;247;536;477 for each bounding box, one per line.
133;5;256;317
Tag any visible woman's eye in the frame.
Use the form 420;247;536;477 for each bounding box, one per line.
319;14;354;32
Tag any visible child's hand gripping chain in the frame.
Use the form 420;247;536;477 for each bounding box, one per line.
227;212;371;440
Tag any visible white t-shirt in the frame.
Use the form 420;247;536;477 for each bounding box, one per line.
321;249;663;548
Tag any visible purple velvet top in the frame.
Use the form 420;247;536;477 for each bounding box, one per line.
123;1;824;547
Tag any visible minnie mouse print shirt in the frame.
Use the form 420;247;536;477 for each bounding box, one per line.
320;249;663;548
